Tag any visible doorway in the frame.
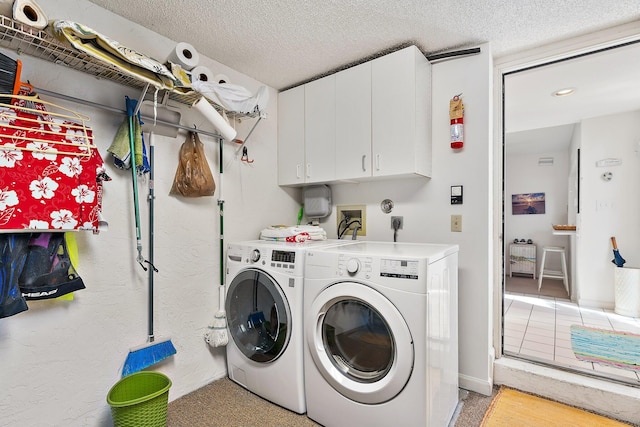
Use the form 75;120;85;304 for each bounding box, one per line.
500;35;640;386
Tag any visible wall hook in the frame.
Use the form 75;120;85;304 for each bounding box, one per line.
241;146;254;164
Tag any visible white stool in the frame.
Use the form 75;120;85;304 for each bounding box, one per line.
538;246;569;294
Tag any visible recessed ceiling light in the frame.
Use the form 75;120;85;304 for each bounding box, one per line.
552;88;575;97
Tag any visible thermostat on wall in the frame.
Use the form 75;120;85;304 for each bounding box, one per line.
451;185;463;204
595;158;622;167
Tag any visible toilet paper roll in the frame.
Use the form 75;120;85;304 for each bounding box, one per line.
13;0;48;29
191;65;214;84
166;42;200;71
214;74;230;84
193;97;237;141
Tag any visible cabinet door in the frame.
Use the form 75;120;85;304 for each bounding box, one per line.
335;62;372;180
305;75;336;183
371;47;417;177
278;86;305;186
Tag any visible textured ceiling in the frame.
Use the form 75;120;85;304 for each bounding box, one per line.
86;0;640;90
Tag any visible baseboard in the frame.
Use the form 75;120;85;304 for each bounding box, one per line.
168;371;228;402
578;298;614;310
494;357;640;424
459;373;493;396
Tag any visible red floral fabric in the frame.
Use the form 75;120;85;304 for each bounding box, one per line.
0;97;107;232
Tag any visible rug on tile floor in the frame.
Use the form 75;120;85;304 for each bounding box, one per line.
480;387;631;426
570;325;640;371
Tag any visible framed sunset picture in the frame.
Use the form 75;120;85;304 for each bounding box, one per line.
512;193;546;215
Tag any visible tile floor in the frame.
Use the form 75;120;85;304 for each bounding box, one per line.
503;291;640;384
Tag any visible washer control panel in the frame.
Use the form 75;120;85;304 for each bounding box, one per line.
380;259;419;280
337;254;419;280
227;244;301;274
338;255;373;278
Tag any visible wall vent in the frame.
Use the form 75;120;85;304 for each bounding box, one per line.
538;157;554;166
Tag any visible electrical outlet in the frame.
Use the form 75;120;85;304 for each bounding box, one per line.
391;216;403;230
337;205;366;237
451;214;462;232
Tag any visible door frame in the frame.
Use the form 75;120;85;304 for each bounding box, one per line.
492;20;640;362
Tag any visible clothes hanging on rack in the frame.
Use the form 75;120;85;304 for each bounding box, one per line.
0;94;110;232
107;97;150;174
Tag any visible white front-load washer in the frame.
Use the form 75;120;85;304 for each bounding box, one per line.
304;241;459;426
225;239;353;414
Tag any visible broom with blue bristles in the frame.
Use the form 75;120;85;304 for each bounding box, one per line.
122;97;176;376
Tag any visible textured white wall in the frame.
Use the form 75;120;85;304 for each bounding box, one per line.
326;44;494;394
0;1;300;426
505;149;570;272
577;110;640;308
1;3;494;426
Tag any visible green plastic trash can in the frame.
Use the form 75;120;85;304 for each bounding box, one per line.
107;371;172;427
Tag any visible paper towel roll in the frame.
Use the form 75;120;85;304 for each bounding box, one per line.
166;42;200;71
191;65;214;84
193;97;237;141
13;0;48;29
214;74;230;84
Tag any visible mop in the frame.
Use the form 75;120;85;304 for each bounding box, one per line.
205;133;229;348
122;92;177;376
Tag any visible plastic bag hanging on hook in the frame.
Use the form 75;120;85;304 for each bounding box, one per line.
170;131;216;197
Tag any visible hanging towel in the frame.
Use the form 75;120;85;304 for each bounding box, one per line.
107;97;149;174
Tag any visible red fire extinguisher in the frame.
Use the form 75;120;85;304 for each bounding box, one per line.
450;94;464;149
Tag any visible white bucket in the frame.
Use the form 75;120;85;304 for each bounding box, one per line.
614;267;640;317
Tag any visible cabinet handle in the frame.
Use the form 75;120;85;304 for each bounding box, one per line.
375;154;381;171
362;155;366;172
306;163;311;178
296;164;301;179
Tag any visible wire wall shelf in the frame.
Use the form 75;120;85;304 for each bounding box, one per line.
0;15;259;122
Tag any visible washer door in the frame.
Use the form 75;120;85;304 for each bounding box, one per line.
226;268;291;363
306;282;413;404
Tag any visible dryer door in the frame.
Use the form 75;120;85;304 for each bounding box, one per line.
226;268;291;363
306;282;413;404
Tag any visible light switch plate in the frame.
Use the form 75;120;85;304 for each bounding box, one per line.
451;214;462;232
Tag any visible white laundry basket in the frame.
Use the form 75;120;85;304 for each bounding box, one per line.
614;267;640;317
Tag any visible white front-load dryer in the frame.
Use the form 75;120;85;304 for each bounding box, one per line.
304;242;460;426
225;239;353;414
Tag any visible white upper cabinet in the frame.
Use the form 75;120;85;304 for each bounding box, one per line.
278;45;431;186
304;74;336;183
278;85;305;186
335;62;372;180
371;45;431;178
